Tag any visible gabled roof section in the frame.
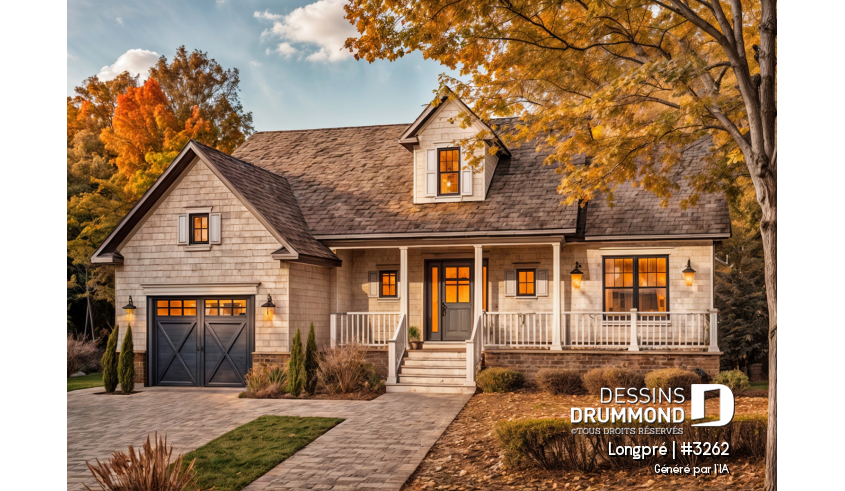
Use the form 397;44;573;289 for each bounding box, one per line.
91;140;340;267
398;87;510;157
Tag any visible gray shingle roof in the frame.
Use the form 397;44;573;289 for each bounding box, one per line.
191;141;339;261
231;123;580;236
584;138;731;238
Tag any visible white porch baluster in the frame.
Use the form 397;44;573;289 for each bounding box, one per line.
628;308;639;351
552;242;562;350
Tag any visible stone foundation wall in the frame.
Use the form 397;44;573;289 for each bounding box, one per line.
134;352;147;386
483;349;720;385
252;352;290;370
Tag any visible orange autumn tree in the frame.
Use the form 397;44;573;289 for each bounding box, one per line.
67;47;253;337
344;1;776;488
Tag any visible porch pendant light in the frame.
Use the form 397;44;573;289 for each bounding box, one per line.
122;296;136;322
261;294;276;320
570;262;584;289
682;260;696;286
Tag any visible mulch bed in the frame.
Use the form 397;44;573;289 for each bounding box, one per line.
402;388;768;491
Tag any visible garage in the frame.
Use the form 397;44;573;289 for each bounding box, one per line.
149;297;254;387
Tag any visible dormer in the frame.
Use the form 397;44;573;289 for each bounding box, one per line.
399;89;510;204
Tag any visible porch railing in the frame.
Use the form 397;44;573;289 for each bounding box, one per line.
482;312;554;348
481;309;717;351
387;314;407;384
330;312;401;347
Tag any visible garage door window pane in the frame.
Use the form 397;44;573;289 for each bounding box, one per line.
206;300;219;315
233;299;246;316
184;300;197;316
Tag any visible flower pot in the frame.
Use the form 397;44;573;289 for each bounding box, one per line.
409;341;424;350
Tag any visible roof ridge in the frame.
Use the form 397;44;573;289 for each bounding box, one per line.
253;123;411;134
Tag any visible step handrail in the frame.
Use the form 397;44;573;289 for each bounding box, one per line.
465;313;483;385
386;314;407;384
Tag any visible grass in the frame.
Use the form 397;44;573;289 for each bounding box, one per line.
749;382;769;392
183;415;343;491
67;372;103;392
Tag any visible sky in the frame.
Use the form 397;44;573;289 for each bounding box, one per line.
67;0;460;131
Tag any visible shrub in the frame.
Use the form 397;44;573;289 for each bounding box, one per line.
476;367;524;393
85;433;196;491
317;343;371;394
713;369;750;394
582;368;645;396
408;325;421;342
582;368;606;395
67;334;100;378
645;368;701;398
536;369;583;395
242;364;287;398
495;419;598;471
102;327;120;392
305;323;319;395
287;329;306;396
118;326;135;394
364;366;385;393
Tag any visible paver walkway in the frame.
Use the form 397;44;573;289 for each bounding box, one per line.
67;386;471;490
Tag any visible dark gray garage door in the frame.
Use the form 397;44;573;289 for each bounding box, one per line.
150;297;253;387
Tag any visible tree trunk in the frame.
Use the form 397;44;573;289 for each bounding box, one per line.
760;181;777;491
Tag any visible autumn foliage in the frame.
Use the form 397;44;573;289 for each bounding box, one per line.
67;47;252;336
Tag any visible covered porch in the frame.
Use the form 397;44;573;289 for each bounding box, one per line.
325;237;718;387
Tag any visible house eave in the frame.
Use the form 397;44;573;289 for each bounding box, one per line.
91;251;124;264
584;233;731;241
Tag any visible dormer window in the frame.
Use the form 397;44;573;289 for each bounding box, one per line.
190;214;209;244
438;148;460;196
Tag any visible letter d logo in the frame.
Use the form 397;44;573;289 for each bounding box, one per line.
691;384;735;427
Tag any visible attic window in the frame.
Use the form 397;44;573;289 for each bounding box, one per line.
190;214;209;244
438;148;460;196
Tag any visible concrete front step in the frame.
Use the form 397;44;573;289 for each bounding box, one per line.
398;375;467;385
402;358;466;368
386;383;476;394
406;350;466;359
399;366;466;376
419;342;467;350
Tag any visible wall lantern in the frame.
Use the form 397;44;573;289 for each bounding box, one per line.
122;296;136;322
682;260;697;286
570;262;584;289
261;294;276;320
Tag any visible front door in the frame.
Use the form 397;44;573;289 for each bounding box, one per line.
426;260;473;341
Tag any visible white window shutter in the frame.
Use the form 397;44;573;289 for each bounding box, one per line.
177;214;188;244
368;272;379;297
504;270;516;297
537;269;549;296
425;149;437;196
461;165;473;195
209;213;221;244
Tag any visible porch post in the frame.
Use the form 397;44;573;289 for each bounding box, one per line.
708;308;719;352
474;245;483;322
399;246;409;346
628;308;639;351
552;242;562;350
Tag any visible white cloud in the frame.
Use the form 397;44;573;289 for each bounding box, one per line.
254;0;357;62
97;49;160;81
249;60;262;67
116;17;123;26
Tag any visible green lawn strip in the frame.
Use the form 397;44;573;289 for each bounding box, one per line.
749;382;768;391
183;415;343;491
67;372;104;392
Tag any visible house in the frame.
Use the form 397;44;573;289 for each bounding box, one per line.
92;91;730;393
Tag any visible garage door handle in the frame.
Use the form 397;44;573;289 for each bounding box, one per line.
197;346;204;352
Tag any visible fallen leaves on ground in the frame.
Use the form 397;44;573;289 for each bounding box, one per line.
402;389;767;490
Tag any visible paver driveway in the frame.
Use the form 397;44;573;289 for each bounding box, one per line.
67;386;471;490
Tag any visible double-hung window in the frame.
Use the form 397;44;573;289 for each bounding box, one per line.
379;271;398;298
437;148;460;195
603;256;668;312
516;269;536;296
190;214;209;244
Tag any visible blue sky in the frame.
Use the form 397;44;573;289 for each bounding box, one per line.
67;0;459;131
